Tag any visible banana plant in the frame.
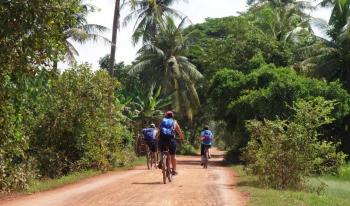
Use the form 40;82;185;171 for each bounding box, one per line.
131;84;174;125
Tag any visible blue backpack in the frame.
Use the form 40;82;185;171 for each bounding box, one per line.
201;130;213;145
160;118;175;139
143;128;156;141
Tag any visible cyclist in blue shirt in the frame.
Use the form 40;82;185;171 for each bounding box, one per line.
200;125;213;165
157;111;184;176
142;123;158;161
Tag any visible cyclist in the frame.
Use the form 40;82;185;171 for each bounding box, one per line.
158;111;184;176
142;123;158;163
200;125;213;165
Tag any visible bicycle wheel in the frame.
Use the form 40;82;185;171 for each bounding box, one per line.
162;154;167;184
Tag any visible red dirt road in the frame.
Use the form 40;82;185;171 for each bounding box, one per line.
1;149;246;206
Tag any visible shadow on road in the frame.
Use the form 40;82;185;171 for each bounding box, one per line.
132;182;162;185
177;159;225;167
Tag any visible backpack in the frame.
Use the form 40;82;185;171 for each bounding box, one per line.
201;130;213;145
143;128;156;141
160;118;175;140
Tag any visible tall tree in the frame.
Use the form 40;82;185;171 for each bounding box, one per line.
60;4;109;68
247;0;311;10
130;17;203;120
319;0;350;39
246;4;312;43
300;0;350;89
123;0;184;44
109;0;122;76
246;0;314;42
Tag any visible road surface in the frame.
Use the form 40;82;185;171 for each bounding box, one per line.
1;149;246;206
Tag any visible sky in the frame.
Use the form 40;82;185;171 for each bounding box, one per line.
59;0;331;70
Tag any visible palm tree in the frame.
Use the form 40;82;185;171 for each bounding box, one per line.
56;4;110;70
319;0;350;40
109;0;122;76
247;0;312;10
247;0;314;43
300;1;350;90
122;0;184;44
248;4;312;43
129;17;203;120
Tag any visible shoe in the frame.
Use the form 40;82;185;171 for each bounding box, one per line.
158;162;162;169
200;162;203;166
172;170;178;176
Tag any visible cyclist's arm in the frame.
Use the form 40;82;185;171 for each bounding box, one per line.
174;121;184;140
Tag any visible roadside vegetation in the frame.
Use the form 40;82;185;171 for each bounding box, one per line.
1;1;350;204
25;157;146;193
233;165;350;206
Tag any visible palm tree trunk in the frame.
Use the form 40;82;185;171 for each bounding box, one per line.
109;0;121;76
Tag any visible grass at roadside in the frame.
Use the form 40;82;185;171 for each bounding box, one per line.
25;157;146;194
232;165;350;206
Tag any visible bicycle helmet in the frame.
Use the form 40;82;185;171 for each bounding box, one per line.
203;125;209;130
150;123;156;128
164;111;174;118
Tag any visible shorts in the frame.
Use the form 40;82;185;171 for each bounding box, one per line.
145;140;157;153
158;138;176;155
201;144;211;156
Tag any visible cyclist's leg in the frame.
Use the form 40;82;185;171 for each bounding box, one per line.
158;139;166;168
148;140;156;159
169;139;177;174
200;144;205;164
207;145;212;158
155;140;159;162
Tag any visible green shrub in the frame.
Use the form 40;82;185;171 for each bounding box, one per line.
0;76;38;192
338;163;350;180
242;98;347;189
177;143;197;155
31;65;135;177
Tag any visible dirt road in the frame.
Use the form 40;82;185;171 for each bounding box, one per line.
1;149;246;206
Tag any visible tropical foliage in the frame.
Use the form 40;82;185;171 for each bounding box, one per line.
123;0;184;44
209;65;350;157
2;0;350;194
299;0;350;91
243;98;346;189
63;4;110;65
131;17;203;120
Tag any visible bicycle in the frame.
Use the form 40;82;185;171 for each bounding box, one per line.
146;145;158;169
202;145;210;169
160;150;172;184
